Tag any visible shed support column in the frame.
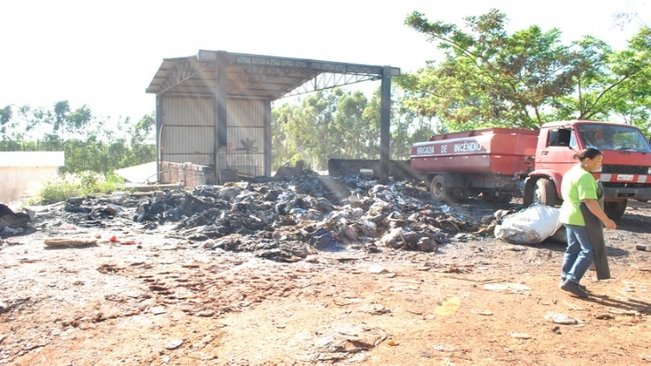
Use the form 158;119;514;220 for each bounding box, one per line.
264;100;272;176
155;94;163;183
379;66;392;180
214;52;228;182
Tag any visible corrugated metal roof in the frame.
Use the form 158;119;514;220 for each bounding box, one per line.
0;152;65;167
146;50;400;99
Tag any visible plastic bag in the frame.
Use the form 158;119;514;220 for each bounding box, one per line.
494;204;562;244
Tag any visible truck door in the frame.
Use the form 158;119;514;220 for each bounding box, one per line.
536;127;577;176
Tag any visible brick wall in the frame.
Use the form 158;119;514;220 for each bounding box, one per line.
159;161;216;188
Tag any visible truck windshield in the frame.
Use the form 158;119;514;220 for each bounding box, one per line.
578;124;651;153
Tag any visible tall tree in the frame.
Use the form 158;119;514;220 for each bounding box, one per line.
272;90;340;170
130;113;156;146
332;91;372;159
272;87;429;167
554;27;651;131
0;105;13;140
399;9;651;130
400;10;580;129
53;100;70;135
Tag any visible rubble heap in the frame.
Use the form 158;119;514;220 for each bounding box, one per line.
22;172;488;261
0;204;32;238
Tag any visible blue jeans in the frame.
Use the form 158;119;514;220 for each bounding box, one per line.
561;224;595;283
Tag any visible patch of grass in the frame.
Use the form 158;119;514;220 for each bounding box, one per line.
37;179;81;204
30;172;126;204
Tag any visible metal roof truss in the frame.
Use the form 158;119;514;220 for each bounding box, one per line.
146;50;399;100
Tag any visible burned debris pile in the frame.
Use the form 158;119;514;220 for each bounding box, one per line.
13;172;489;261
0;204;32;238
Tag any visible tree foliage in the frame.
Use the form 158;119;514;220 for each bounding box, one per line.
555;27;651;130
271;88;436;170
0;101;156;174
399;9;651;132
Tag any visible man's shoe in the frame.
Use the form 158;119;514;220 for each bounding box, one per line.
560;280;589;298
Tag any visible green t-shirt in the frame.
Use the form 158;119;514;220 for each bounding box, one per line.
559;165;598;226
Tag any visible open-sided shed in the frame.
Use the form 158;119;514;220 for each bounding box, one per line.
146;50;400;183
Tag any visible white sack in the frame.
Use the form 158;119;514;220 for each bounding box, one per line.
494;204;562;244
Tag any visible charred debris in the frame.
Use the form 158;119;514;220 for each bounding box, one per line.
2;171;502;261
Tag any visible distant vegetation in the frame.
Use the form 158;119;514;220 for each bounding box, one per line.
32;172;126;204
271;88;435;169
0;101;156;174
0;101;154;203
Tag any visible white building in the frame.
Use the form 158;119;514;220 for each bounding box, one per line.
0;151;65;203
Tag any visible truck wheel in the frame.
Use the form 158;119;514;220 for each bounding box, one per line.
430;175;460;203
604;200;627;221
528;178;556;206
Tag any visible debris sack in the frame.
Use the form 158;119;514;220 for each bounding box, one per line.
494;204;561;244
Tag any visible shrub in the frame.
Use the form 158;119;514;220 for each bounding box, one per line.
37;178;81;204
31;172;126;204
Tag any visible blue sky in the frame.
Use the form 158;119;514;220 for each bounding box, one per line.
1;0;648;122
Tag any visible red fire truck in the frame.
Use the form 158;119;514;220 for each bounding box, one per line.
410;120;651;219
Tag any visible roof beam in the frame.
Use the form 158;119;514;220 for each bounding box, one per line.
155;60;208;95
197;50;400;78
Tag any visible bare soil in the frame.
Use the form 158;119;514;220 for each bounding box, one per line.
1;201;650;366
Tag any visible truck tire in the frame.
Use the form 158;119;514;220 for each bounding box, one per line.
525;178;556;207
430;174;461;203
604;199;627;221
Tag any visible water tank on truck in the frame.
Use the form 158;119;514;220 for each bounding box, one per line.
410;128;538;203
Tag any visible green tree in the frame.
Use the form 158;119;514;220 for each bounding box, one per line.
271;103;296;168
67;105;93;137
332;91;373;159
549;27;651;124
53;100;70;135
558;27;651;133
272;90;340;170
131;113;156;146
360;90;382;158
0;105;13;140
273;87;427;167
399;9;625;130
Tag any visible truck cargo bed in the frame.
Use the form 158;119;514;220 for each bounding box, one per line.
410;128;538;176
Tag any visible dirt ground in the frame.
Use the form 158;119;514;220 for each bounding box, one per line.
1;199;650;366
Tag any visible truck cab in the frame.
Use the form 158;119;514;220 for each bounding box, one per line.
524;120;651;220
